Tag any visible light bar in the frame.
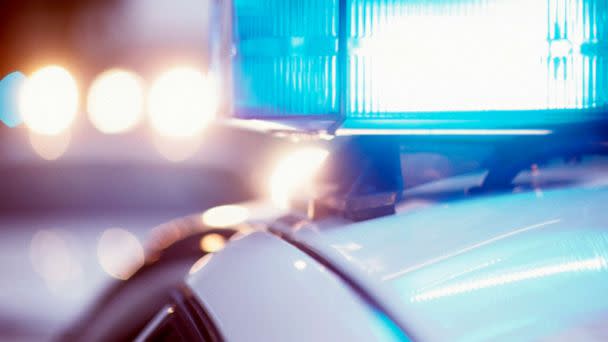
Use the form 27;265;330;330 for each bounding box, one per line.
335;129;553;136
226;0;608;134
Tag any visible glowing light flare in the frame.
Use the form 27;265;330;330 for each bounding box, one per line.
30;230;83;293
411;256;608;303
202;205;250;228
148;67;217;138
352;0;558;113
28;130;71;160
269;147;329;209
548;39;574;58
199;233;226;253
97;228;145;280
19;66;79;135
87;69;144;134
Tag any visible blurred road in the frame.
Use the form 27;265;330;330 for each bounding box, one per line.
0;211;190;340
0;159;252;340
0;127;266;339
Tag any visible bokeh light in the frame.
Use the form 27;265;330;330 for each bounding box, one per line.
19;66;79;135
97;228;145;280
87;69;144;134
0;71;27;127
201;205;249;228
28;130;71;160
152;134;202;162
270;147;329;209
199;233;226;253
148;67;217;138
30;230;83;293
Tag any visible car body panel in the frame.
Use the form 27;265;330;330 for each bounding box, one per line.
187;231;409;341
271;182;608;341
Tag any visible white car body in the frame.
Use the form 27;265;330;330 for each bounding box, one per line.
187;161;608;341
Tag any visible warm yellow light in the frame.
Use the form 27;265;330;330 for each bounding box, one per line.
201;205;250;228
199;233;226;253
28;130;71;160
87;69;144;134
148;67;217;138
270;147;329;209
97;228;145;280
19;66;79;135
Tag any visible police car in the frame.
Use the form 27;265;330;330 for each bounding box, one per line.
66;0;608;340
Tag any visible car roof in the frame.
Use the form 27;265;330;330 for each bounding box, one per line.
271;179;608;340
187;231;408;341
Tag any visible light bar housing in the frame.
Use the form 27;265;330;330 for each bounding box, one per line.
222;0;608;135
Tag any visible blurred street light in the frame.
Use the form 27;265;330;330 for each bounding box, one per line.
87;69;144;134
148;67;217;138
19;66;79;135
28;130;71;160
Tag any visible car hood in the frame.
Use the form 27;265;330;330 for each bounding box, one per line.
271;183;608;341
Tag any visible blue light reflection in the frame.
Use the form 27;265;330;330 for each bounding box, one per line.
370;309;412;342
391;229;608;341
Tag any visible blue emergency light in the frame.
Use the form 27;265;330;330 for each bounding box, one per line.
222;0;608;135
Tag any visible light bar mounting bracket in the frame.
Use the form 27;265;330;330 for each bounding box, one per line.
309;137;404;221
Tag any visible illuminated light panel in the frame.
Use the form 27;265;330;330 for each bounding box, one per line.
269;147;329;209
410;256;607;303
199;233;226;253
336;129;553;136
347;0;606;115
97;228;145;280
350;0;550;113
87;69;144;134
28;130;71;160
19;66;79;135
231;0;608;130
149;67;217;138
202;205;250;228
231;0;338;118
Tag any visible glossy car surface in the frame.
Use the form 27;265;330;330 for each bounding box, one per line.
186;159;608;341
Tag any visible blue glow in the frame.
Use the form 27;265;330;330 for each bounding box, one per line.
0;72;26;128
232;0;339;117
336;128;553;136
369;309;412;342
231;0;608;130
